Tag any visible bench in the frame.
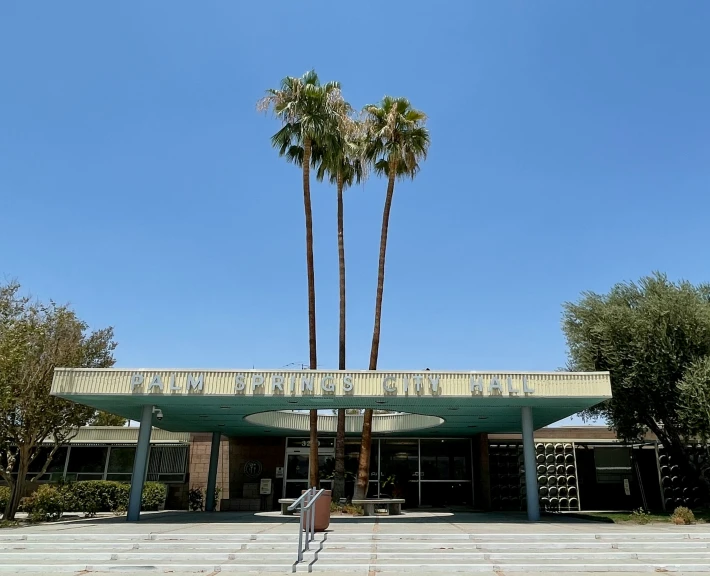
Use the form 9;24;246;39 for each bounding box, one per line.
352;498;405;517
278;498;296;515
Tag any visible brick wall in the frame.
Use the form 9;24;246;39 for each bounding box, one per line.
188;433;230;509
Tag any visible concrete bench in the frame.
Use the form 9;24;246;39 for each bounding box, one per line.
352;498;405;517
278;498;297;515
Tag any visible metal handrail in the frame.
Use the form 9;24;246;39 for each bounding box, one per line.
290;487;326;563
287;489;312;512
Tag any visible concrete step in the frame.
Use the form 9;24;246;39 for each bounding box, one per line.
2;532;710;573
3;540;710;552
2;561;710;573
2;550;710;561
3;531;710;542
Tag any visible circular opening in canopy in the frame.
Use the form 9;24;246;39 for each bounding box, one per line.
244;410;444;434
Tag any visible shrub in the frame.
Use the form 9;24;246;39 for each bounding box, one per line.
61;481;163;515
671;506;695;525
187;486;220;512
0;486;10;517
631;508;650;525
141;482;167;511
343;503;363;516
188;487;204;511
24;484;65;522
61;481;129;516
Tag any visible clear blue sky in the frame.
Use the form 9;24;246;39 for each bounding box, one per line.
1;2;709;384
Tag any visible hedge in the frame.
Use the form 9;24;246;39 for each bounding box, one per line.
1;481;167;520
62;480;166;514
0;486;9;517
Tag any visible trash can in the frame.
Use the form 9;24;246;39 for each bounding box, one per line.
302;489;331;532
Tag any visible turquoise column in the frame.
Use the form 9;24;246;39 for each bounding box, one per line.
205;432;221;512
127;404;153;521
521;406;540;521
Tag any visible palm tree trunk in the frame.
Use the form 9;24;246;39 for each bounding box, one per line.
354;167;397;501
369;169;396;371
309;409;319;488
302;137;319;488
302;138;318;371
333;173;347;502
353;409;372;500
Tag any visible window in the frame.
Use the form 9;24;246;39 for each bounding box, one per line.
420;440;471;480
106;447;135;481
27;447;68;482
147;446;187;483
66;446;108;481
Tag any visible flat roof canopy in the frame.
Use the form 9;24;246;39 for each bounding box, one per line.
51;369;612;436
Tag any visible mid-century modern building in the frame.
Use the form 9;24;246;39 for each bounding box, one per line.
45;368;702;521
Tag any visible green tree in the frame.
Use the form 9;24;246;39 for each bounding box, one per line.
678;355;710;483
354;97;430;500
259;70;344;488
563;273;710;489
89;412;127;427
316;112;366;502
0;282;117;519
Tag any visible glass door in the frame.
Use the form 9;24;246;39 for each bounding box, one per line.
283;437;335;498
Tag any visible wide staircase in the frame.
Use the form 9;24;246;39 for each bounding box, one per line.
1;530;710;573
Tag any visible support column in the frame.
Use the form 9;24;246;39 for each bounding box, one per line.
521;406;540;521
205;432;221;512
127;404;153;522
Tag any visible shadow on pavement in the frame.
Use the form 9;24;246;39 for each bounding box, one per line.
42;509;612;527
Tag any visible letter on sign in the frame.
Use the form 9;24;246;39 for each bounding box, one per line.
470;376;484;394
271;374;284;392
321;376;335;392
251;374;265;391
131;374;144;391
300;375;313;392
169;374;181;392
383;377;396;393
148;374;164;392
187;373;204;392
235;374;246;392
507;377;519;394
427;375;440;393
343;375;354;392
523;376;535;394
489;377;503;395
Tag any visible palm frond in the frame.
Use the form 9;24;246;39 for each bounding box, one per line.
361;96;429;181
260;70;350;168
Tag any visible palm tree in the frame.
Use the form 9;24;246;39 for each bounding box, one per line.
259;70;343;488
315;114;366;502
353;97;430;501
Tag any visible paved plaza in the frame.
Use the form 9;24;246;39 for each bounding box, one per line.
1;510;710;575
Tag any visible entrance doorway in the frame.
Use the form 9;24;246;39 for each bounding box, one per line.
283;437;335;498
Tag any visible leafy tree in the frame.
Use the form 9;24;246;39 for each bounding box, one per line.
563;273;710;490
0;281;117;519
259;70;344;488
89;412;127;427
354;97;430;500
315;112;366;502
678;355;710;482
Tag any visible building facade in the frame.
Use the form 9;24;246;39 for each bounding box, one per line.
48;367;660;520
6;426;696;515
